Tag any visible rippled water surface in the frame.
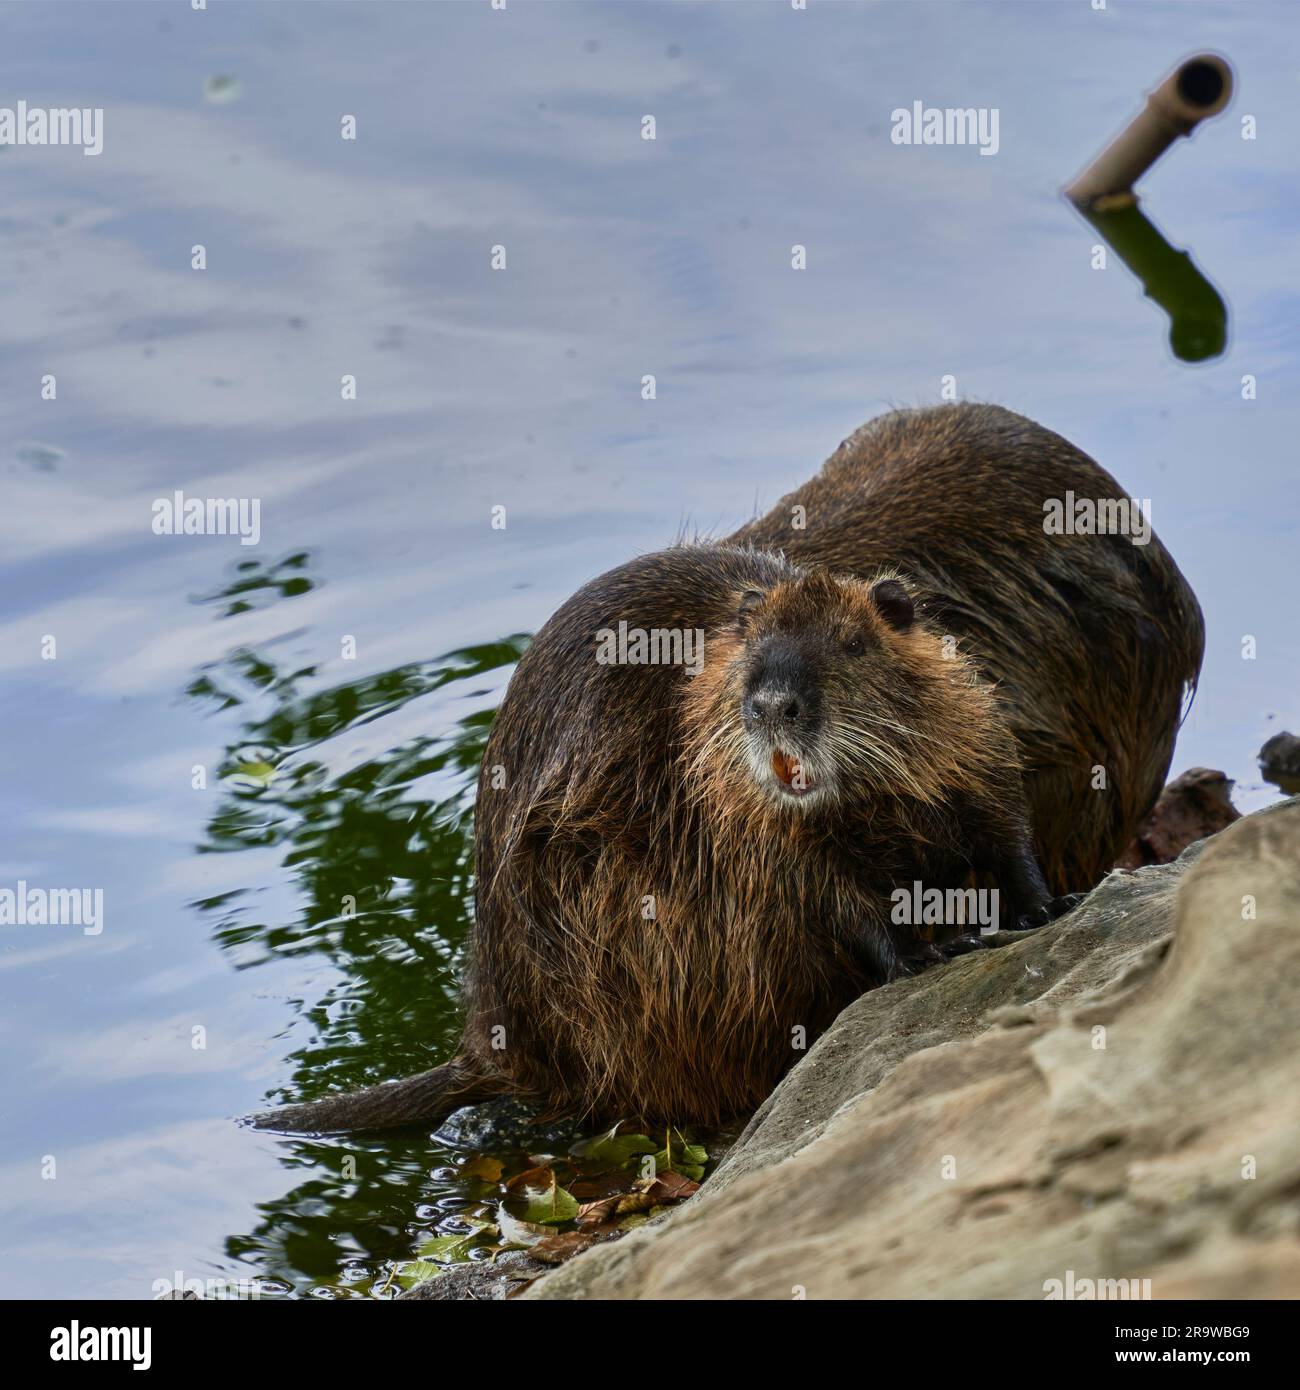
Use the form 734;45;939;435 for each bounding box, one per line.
1;0;1297;1297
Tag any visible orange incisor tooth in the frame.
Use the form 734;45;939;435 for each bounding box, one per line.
773;750;805;787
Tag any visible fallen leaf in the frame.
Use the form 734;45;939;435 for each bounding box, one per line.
529;1230;610;1265
652;1130;708;1182
390;1217;494;1286
570;1125;658;1170
412;1217;494;1263
638;1171;700;1202
505;1164;556;1193
569;1171;636;1202
392;1259;443;1290
575;1195;620;1228
502;1171;580;1226
576;1192;658;1228
461;1155;504;1182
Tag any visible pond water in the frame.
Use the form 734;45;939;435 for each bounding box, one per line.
1;0;1296;1298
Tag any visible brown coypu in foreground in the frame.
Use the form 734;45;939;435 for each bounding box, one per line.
733;403;1204;894
252;403;1203;1134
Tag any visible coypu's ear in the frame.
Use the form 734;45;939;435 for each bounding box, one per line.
737;589;766;621
870;578;914;632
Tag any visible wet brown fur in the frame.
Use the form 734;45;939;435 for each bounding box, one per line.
252;404;1203;1134
730;404;1204;892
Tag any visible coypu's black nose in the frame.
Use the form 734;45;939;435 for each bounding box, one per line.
743;641;820;732
748;687;806;725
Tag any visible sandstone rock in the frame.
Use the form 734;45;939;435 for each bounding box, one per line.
522;798;1300;1300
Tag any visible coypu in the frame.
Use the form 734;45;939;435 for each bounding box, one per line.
733;404;1203;892
253;403;1202;1134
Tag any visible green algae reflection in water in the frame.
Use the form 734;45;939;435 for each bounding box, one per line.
186;554;532;1295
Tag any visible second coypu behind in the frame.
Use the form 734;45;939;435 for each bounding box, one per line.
253;403;1203;1134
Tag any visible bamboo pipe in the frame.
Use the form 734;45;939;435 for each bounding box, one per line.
1065;54;1233;207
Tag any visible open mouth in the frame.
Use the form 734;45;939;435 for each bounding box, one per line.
771;749;814;796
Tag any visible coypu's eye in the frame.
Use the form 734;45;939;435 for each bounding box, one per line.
870;578;914;632
844;636;866;657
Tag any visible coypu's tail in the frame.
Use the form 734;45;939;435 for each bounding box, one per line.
246;1058;499;1134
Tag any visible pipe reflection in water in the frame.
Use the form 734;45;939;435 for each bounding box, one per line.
1077;202;1228;363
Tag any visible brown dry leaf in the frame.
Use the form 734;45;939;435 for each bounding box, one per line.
575;1195;622;1228
615;1193;659;1214
639;1171;700;1202
505;1164;556;1194
575;1191;659;1229
569;1171;636;1202
529;1229;613;1265
461;1155;504;1182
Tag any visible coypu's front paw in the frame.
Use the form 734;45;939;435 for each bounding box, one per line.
1014;892;1086;932
901;932;996;973
937;932;996;957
